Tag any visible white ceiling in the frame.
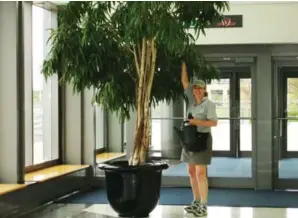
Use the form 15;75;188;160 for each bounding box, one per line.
48;1;69;6
33;1;69;11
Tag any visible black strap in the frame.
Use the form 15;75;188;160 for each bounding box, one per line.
174;126;209;152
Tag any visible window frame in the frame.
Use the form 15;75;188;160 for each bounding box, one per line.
24;5;61;172
95;105;107;155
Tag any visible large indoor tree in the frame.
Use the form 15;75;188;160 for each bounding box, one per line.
42;1;229;166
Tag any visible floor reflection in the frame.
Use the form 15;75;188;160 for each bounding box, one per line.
83;204;298;218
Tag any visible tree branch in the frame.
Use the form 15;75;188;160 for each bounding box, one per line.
145;40;152;85
127;46;134;54
133;45;141;76
126;71;136;82
137;44;141;63
140;38;146;77
147;37;157;98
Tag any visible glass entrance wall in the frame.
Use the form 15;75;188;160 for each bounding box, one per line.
118;48;298;190
286;78;298;153
206;68;252;178
156;65;255;187
150;98;184;159
206;69;252;158
240;79;252;152
207;78;230;152
274;67;298;184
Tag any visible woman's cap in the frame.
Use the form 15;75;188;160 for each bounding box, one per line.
192;79;206;88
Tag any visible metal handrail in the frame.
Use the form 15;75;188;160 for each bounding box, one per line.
150;117;184;120
217;117;255;120
275;117;298;137
150;117;255;120
275;117;298;120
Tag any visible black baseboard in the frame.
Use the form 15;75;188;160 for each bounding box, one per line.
0;167;92;217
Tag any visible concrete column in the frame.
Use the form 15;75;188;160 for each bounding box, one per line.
0;2;24;183
160;98;184;159
83;89;96;165
108;113;123;152
64;86;82;164
125;111;137;159
23;2;33;167
64;86;97;165
255;53;273;189
50;77;59;160
95;105;105;150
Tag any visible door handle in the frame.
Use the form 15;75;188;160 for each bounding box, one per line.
279;120;282;137
284;109;287;117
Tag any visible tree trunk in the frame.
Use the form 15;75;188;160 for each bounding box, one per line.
129;38;157;166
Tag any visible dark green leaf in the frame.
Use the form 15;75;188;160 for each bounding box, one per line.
42;1;229;121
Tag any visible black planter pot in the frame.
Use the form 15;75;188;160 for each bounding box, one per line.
98;160;169;217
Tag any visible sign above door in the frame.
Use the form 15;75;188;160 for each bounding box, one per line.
209;15;243;28
190;15;243;28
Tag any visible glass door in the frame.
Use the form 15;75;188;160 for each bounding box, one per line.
150;68;253;160
280;75;298;158
274;67;298;189
205;68;253;180
208;69;252;158
207;74;231;156
238;76;253;157
158;65;255;188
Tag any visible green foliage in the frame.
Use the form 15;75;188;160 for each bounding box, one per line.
42;1;229;121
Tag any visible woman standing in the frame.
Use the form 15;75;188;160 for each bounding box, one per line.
180;62;218;217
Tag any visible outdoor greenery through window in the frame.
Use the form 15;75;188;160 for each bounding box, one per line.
32;5;59;165
287;78;298;151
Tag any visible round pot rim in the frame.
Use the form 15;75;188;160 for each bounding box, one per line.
97;160;169;172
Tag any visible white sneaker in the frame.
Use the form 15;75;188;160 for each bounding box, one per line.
192;204;208;217
184;201;200;214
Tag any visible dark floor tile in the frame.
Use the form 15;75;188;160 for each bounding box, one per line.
21;204;92;218
70;211;116;218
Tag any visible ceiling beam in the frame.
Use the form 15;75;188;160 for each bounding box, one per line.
33;1;68;12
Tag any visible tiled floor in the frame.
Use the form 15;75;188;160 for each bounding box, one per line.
95;157;298;179
26;203;298;218
162;158;298;179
